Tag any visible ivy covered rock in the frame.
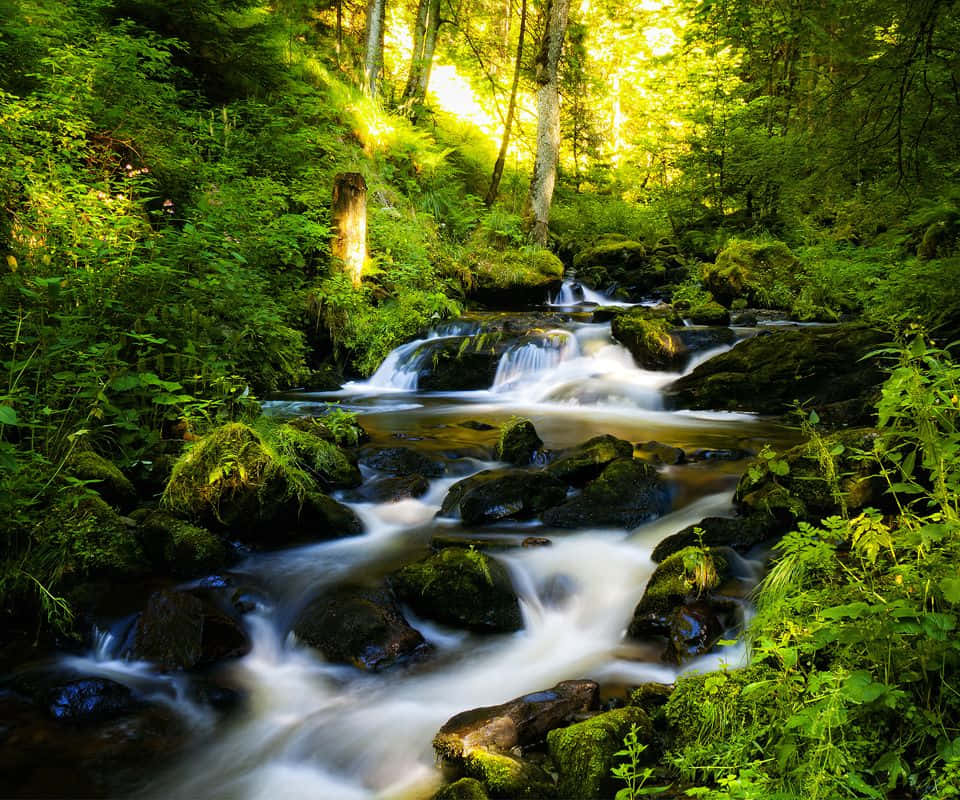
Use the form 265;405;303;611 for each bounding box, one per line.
137;511;229;576
391;548;523;632
703;239;800;308
541;459;668;529
544;434;634;486
440;469;567;525
494;418;543;466
467;245;564;308
611;314;687;370
292;585;428;670
66;451;138;512
663;325;886;421
547;706;652;800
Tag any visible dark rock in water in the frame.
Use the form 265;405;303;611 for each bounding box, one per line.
637;441;686;466
434;777;490;800
522;536;551;548
129;589;251;670
347;473;430;503
392;548;523;632
138;511;229;576
459;420;497;431
689;448;748;462
574;240;668;298
67;451;138;512
293;585;428;671
547;706;653;800
674;325;737;355
414;337;502;391
440;469;567;525
542;459;668;529
663;601;724;663
494;419;543;466
434;680;599;799
611;314;687;370
46;678;143;724
545;434;634;486
734;428;887;523
651;515;776;562
360;446;446;478
663;324;885;421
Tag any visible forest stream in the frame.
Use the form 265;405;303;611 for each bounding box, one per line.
19;283;803;800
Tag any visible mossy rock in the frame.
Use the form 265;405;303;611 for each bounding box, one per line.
440;469;567;525
686;300;731;326
494;418;543;466
574;241;668;298
433;778;489;800
468;245;564;308
651;515;776;563
611;315;687;370
663;325;885;421
461;750;555;799
703;239;800;308
391;548;523;632
271;424;362;490
574;239;648;270
67;451;137;511
547;706;652;800
138;511;229;576
631;546;730;620
544;434;634;486
542;459;668;529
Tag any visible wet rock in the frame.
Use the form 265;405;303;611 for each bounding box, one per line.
544;435;634;486
419;342;503;391
67;451;138;512
611;314;687;370
274;423;362;489
468;247;565;309
574;241;668;298
663;601;724;663
138;511;229;576
129;589;251;670
628;683;674;713
45;678;143;724
686;300;731;326
663;325;885;421
541;459;668;529
547;706;653;800
348;473;430;503
689;448;748;462
630;546;731;621
392;548;523;633
637;441;686;466
674;325;737;355
460;420;497;431
440;469;567;525
434;680;599;798
494;419;543;466
284;414;370;447
434;777;490;800
360;446;446;478
651;515;776;563
521;537;551;548
293;585;428;671
734;428;886;523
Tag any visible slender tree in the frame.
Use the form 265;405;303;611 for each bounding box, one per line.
525;0;571;245
364;0;387;96
401;0;431;106
485;0;528;206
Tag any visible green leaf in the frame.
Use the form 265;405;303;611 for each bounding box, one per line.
942;578;960;604
843;671;887;703
0;405;19;425
820;602;873;620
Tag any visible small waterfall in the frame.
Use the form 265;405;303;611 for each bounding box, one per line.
493;330;579;391
548;278;636;308
365;321;484;390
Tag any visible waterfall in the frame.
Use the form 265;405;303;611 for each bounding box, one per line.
492;330;579;391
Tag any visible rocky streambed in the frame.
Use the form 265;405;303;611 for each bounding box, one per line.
0;289;887;799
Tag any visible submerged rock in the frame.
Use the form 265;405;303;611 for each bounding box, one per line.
293;585;428;670
129;589;251;670
541;459;668;529
637;440;686;466
494;418;543;466
359;446;446;478
392;548;523;632
45;678;144;724
547;706;652;799
347;473;430;503
544;434;634;486
440;469;567;525
663;325;885;421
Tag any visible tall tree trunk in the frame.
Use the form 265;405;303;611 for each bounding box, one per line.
402;0;430;103
414;0;442;105
525;0;571;245
332;173;368;288
485;0;528;207
336;0;343;66
364;0;387;97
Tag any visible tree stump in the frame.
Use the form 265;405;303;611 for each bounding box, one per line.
332;172;368;288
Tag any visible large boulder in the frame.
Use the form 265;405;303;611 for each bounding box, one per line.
494;419;544;466
630;546;730;620
292;585;428;670
547;706;653;800
433;680;599;799
398;337;503;392
663;325;886;421
440;469;567;525
611;314;687;370
137;511;229;576
467;246;565;308
574;240;668;297
128;589;251;670
391;548;523;633
686;299;731;326
703;239;800;308
541;459;668;529
544;435;634;486
650;515;776;563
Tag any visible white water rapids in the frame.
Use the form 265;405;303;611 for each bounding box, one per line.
60;307;788;799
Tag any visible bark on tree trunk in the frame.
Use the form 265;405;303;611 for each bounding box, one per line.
336;0;343;66
332;173;368;288
364;0;387;97
414;0;442;107
525;0;571;246
485;0;528;207
402;0;430;103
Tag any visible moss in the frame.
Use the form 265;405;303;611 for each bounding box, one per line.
138;511;228;576
574;239;647;269
67;451;137;511
687;299;730;326
267;423;361;489
547;707;652;800
494;417;542;465
463;750;555;799
636;546;728;616
611;315;685;370
545;434;634;486
469;245;563;291
433;778;489;800
704;239;800;308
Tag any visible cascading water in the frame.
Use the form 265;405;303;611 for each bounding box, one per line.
548;279;637;308
47;302;793;800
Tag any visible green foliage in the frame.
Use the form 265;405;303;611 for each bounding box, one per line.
611;723;667;799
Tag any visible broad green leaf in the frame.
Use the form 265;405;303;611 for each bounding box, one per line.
843;671;887;703
942;578;960;604
0;405;18;425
